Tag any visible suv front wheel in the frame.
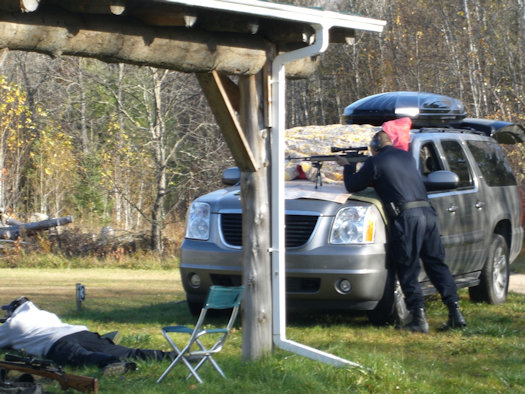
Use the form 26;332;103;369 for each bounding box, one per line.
367;270;410;325
468;234;509;304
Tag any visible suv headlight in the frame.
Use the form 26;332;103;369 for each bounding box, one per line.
185;202;211;240
330;206;376;244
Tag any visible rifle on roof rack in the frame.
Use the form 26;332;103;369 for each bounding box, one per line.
286;146;369;189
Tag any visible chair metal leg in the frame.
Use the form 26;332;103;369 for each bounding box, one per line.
157;354;182;383
181;357;203;384
158;286;243;384
207;355;226;379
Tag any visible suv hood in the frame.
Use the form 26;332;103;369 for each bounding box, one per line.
198;181;350;213
198;180;385;219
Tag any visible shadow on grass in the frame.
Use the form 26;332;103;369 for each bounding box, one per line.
286;309;370;328
63;301;383;331
64;301;196;326
64;301;237;328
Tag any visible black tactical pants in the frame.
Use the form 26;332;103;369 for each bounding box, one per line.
390;206;459;311
46;331;172;368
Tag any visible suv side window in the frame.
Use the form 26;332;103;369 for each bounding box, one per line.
440;140;473;189
466;140;517;186
419;142;443;176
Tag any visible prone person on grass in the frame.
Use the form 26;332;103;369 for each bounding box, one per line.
0;296;176;375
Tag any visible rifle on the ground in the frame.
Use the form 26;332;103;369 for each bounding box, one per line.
0;354;98;392
286;146;369;188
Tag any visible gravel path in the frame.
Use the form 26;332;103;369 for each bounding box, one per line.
510;273;525;294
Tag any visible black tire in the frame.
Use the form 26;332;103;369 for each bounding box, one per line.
468;234;509;304
367;270;409;325
187;300;203;317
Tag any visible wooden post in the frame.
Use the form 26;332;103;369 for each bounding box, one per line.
239;72;272;360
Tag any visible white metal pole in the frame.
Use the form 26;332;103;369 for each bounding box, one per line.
270;23;364;369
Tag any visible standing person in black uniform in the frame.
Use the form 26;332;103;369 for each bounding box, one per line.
336;130;466;333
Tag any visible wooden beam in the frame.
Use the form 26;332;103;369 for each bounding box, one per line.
197;71;257;172
198;11;259;35
329;27;356;44
0;0;39;12
259;20;314;44
43;0;125;15
282;54;320;80
217;74;241;113
0;48;8;67
0;8;269;75
128;4;197;27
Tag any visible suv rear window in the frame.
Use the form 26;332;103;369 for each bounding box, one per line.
466;140;517;186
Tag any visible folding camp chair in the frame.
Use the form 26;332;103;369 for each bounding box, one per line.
157;285;243;384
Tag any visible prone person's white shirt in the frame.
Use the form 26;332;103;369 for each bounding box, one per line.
0;301;88;357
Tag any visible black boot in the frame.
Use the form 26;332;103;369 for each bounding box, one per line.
400;308;429;333
441;302;466;330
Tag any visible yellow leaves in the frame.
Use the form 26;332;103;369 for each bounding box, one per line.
0;77;33;156
394;15;402;25
36;107;47;117
32;123;77;184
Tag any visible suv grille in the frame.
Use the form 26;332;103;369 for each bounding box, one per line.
220;213;318;248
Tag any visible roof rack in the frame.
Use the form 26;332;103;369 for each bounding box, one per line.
415;127;485;136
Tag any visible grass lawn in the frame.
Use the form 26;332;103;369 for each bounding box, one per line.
1;267;525;393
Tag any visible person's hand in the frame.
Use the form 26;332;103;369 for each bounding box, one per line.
335;155;349;166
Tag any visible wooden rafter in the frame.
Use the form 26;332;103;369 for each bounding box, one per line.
197;71;257;172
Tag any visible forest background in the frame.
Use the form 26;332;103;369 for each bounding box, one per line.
0;0;523;255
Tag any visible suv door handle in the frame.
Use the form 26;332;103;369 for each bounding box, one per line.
448;205;458;213
475;201;486;210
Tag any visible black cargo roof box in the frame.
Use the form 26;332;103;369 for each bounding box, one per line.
342;91;466;127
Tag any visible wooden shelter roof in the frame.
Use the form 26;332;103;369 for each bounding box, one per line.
0;0;385;76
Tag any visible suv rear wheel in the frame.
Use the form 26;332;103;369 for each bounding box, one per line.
468;234;509;304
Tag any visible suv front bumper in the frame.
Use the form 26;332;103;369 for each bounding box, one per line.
180;238;388;311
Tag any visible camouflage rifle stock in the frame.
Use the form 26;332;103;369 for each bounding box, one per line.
286;146;368;188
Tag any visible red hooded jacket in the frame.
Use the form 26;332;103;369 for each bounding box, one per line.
382;117;411;151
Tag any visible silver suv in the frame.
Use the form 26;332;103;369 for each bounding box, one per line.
180;92;524;324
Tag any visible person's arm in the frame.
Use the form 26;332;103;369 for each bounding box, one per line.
343;157;375;193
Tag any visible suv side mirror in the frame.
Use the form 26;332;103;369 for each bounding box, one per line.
222;167;241;186
424;170;459;191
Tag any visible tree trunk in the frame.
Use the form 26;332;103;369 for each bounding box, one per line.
114;63;124;227
77;59;89;154
239;71;272;361
149;68;168;253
